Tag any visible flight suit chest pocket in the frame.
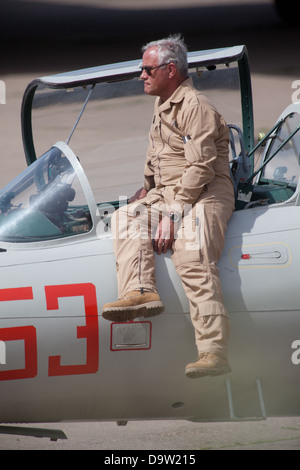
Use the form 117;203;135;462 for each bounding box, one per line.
167;131;184;152
150;121;162;148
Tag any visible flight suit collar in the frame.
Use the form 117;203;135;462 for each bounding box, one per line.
157;77;193;113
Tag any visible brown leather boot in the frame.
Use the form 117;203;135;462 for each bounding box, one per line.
102;290;164;322
185;353;231;378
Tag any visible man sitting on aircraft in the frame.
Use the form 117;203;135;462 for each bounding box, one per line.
102;34;235;378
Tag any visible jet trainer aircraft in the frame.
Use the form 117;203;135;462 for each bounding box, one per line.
0;45;300;441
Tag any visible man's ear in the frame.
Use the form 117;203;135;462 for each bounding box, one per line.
168;63;177;79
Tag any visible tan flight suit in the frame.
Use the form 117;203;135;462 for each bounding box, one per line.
112;77;235;360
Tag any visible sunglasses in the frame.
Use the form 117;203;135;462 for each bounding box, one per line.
139;62;171;76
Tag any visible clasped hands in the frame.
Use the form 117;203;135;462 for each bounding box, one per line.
128;187;177;255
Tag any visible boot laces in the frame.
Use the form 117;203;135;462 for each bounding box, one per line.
198;352;210;361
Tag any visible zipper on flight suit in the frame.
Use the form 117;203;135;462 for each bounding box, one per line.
157;119;164;186
138;249;143;287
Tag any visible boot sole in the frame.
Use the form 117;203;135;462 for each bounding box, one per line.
102;301;164;322
185;364;231;379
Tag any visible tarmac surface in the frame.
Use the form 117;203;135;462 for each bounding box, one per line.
1;0;300;451
1;416;300;450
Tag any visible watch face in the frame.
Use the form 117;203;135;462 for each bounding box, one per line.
170;212;179;223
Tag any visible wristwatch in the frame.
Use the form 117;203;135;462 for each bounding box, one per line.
169;211;180;223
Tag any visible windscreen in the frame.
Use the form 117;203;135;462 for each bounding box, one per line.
261;112;300;186
0;146;92;242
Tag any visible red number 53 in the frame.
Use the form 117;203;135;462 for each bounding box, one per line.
0;283;99;381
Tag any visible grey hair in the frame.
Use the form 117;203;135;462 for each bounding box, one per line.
141;34;188;77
